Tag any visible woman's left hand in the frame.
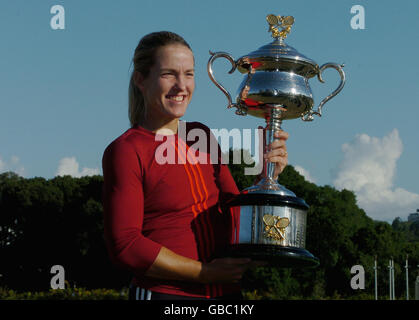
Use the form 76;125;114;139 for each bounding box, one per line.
264;130;289;179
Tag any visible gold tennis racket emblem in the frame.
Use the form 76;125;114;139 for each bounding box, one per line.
266;14;294;39
263;214;290;243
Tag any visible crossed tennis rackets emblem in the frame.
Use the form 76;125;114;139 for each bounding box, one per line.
263;214;290;243
266;14;295;39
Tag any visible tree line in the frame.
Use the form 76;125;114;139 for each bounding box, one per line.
0;150;418;298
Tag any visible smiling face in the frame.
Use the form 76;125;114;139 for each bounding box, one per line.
136;44;195;129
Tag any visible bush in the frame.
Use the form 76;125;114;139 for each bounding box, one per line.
0;286;129;300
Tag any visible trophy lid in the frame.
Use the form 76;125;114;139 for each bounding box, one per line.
237;14;319;77
245;39;317;66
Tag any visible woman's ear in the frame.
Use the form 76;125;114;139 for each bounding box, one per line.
133;71;145;92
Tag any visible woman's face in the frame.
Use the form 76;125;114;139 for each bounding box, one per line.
137;44;195;122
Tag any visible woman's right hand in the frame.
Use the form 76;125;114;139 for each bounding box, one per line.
145;247;265;285
198;257;265;284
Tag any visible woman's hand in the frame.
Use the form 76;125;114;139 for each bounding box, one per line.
145;247;263;285
264;130;289;179
199;258;266;284
199;258;250;284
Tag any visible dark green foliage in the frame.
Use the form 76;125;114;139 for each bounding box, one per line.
1;149;418;299
0;172;131;292
222;149;255;191
0;286;128;300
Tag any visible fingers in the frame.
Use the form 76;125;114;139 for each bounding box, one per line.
265;129;288;156
257;128;289;141
219;258;264;283
226;258;252;265
248;260;268;268
204;258;265;284
212;257;251;266
265;131;289;152
264;141;288;162
274;130;289;141
215;257;266;270
264;131;289;177
264;147;287;158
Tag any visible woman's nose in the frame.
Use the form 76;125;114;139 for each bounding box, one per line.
174;75;187;90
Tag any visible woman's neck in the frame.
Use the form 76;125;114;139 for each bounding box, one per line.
138;115;179;135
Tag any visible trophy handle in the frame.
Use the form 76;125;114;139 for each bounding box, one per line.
302;63;346;121
207;51;239;110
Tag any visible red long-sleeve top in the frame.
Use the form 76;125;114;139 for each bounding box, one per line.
102;121;240;298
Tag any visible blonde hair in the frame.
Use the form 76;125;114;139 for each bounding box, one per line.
128;31;192;127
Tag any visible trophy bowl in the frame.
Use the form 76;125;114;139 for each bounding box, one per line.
225;193;316;268
208;14;346;268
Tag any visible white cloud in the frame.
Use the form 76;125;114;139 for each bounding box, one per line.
0;158;5;171
294;165;316;183
55;157;100;178
333;129;419;222
0;155;25;176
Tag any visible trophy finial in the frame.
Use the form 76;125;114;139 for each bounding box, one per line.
266;14;294;39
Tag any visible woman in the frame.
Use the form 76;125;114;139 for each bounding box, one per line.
102;31;289;300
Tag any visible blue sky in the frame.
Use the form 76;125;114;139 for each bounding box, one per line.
1;0;419;222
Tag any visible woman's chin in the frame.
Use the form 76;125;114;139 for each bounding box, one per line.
165;105;188;119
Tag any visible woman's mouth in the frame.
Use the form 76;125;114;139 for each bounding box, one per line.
166;95;185;102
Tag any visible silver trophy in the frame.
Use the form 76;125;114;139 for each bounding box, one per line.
208;14;345;267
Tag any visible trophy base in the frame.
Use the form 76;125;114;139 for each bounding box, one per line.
220;244;319;268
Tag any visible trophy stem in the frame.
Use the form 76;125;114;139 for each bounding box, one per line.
245;105;294;195
263;106;284;180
